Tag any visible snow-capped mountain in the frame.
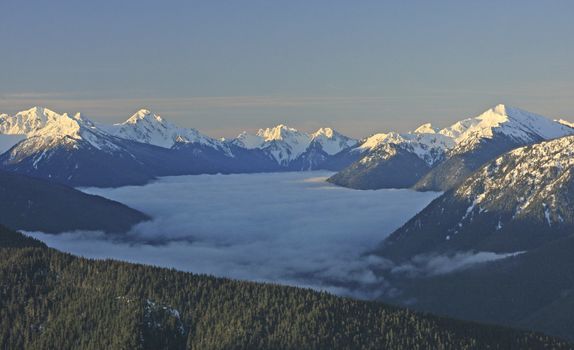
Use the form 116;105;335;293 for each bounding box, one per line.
378;135;574;262
256;124;311;165
357;130;454;166
330;104;574;191
327;126;454;189
230;124;357;168
0;107;61;135
0;107;161;186
0;106;123;154
414;104;574;191
438;104;572;154
0;107;281;186
102;109;231;154
2;104;570;189
309;127;357;155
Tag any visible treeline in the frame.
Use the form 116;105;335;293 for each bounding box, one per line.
0;226;570;349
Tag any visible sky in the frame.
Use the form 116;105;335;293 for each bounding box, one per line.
26;172;512;299
1;0;573;138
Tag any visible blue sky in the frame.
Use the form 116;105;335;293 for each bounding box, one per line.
1;0;573;138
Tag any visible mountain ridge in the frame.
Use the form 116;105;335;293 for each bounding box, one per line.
1;104;573;188
329;104;574;191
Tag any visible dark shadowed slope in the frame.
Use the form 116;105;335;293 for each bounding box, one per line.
382;234;574;343
0;170;149;233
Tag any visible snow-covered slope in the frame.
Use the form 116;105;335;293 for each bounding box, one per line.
0;107;282;186
330;104;574;191
255;124;310;165
439;104;573;155
556;118;574;129
378;135;574;262
102;109;231;154
327;126;454;189
230;125;356;167
2;104;569;189
0;107;160;186
0;106;122;153
357;130;453;166
309;127;357;155
413;104;574;191
232;131;266;149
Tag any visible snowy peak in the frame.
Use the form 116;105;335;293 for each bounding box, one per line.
0;106;103;143
310;127;357;155
231;124;357;163
439;104;573;146
0;106;67;135
105;109;227;151
254;124;310;164
0;107;124;159
123;108;163;125
256;124;309;143
311;127;337;139
356;128;453;166
232;131;265;149
413;123;438;134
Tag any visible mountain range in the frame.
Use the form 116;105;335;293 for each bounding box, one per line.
0;107;358;187
2;104;570;191
329;104;574;190
3;103;574;344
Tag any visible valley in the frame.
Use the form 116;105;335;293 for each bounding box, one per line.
26;171;440;298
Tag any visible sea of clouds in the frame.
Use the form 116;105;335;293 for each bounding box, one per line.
26;172;513;298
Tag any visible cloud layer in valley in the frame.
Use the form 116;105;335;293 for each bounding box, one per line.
25;172;511;298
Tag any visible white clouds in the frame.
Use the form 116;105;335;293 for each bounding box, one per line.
26;171;522;298
28;171;439;298
391;251;524;277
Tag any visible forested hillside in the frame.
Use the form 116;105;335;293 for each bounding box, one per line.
0;170;149;233
0;226;569;349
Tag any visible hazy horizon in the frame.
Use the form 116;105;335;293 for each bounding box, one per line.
2;0;573;138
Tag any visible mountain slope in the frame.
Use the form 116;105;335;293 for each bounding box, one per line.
102;109;230;154
377;134;574;262
309;127;357;155
230;125;357;170
372;135;574;341
328;130;452;189
232;124;311;166
0;227;569;349
382;233;574;343
414;104;574;191
329;104;573;191
0;170;148;233
0;108;246;187
289;127;358;170
0;107;161;186
1;110;343;187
